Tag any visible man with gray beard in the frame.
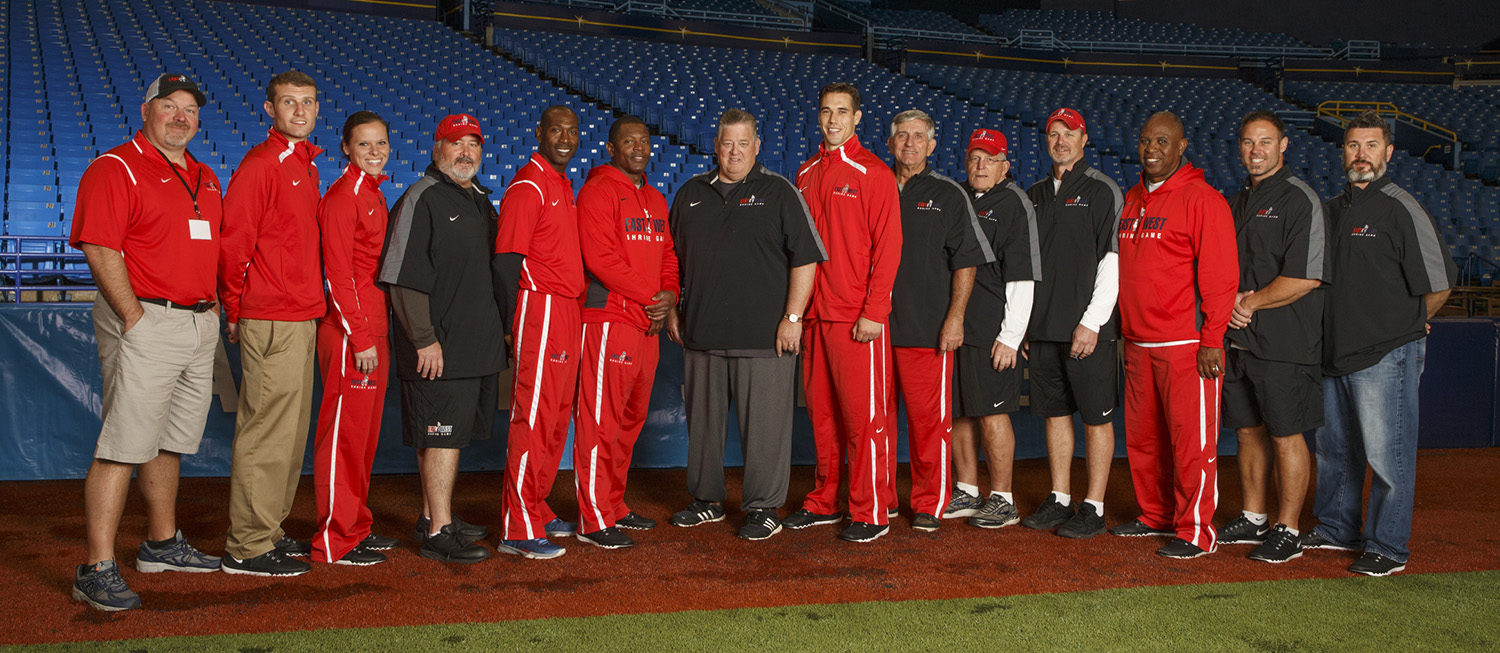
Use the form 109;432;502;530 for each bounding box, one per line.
379;113;507;565
1303;111;1455;577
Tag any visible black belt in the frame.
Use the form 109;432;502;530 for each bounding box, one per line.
139;297;217;313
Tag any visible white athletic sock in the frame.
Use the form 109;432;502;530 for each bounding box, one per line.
1085;499;1104;515
957;482;979;498
991;491;1014;505
1286;526;1300;536
1051;491;1071;507
1243;511;1268;525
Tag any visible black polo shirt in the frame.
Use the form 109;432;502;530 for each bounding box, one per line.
963;178;1042;348
1026;161;1123;342
379;164;506;381
1323;175;1456;376
1225;166;1330;365
670;164;827;351
888;166;994;349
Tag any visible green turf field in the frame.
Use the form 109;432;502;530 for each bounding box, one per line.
16;570;1498;652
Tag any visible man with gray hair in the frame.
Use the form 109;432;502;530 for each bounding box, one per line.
884;109;993;532
665;108;827;541
1304;110;1455;576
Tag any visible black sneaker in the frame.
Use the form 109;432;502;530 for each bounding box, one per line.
1219;515;1270;545
1248;525;1303;564
1020;495;1075;530
969;495;1020;529
335;545;387;566
838;521;889;543
274;536;312;557
942;488;984;518
737;510;782;541
222;550;312;577
577;527;635;550
782;508;843;530
419;524;491;564
1157;537;1212;559
360;533;399;551
413;514;488;545
73;561;141;612
1057;501;1106;539
1300;529;1359;551
1109;518;1174;537
616;511;657;530
670;501;725;527
1348;551;1406;577
887;508;899;520
912;513;940;532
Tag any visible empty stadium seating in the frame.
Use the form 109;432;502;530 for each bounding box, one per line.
980;9;1314;51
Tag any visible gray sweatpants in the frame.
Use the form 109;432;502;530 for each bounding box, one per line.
683;348;797;510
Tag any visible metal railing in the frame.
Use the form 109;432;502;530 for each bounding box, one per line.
1316;100;1459;142
0;235;94;303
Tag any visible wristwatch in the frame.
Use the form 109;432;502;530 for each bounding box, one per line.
783;313;801;323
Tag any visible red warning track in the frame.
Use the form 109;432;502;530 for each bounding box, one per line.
3;449;1495;646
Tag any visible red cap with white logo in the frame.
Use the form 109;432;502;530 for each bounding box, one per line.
968;128;1008;156
435;113;485;144
1045;107;1086;132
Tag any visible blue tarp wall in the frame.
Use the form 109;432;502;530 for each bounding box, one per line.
0;305;1495;480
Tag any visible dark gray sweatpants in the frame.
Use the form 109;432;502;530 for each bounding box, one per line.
683;348;797;510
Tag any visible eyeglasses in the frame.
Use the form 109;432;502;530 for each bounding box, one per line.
967;155;1005;166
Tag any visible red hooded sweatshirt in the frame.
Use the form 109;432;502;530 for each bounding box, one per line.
795;135;902;324
1117;162;1238;347
576;164;679;331
219;128;325;323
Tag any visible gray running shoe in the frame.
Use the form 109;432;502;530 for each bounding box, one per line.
73;561;141;612
941;488;984;519
136;530;221;573
969;495;1020;529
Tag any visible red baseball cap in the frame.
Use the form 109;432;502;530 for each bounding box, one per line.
968;128;1008;156
1045;107;1086;132
435;113;485;144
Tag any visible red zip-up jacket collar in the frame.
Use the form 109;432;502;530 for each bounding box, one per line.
265;126;324;167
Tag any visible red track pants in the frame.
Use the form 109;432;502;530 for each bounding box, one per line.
312;323;388;563
889;347;953;516
1123;342;1220;551
501;290;582;541
800;320;894;526
574;322;659;533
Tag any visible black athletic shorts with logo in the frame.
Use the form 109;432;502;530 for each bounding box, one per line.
401;373;499;448
954;344;1021;418
1025;339;1119;425
1221;347;1323;437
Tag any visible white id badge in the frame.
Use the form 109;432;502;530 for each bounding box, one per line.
188;219;213;240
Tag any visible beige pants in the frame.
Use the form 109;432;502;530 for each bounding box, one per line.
225;318;317;559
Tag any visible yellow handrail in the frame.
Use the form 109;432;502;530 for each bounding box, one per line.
1316;100;1458;142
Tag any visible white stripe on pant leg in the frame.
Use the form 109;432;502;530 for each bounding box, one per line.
940;353;947;422
1192;469;1206;548
515;451;534;539
594;323;610;423
512;290;531;414
938;440;948;515
587;445;605;531
868;339;875;421
319;333;349;563
528;295;552;428
869;439;879;524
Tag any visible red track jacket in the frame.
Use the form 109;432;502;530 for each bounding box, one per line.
317;163;389;353
795;135;902;324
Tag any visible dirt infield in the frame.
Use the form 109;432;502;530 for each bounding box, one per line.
4;449;1495;646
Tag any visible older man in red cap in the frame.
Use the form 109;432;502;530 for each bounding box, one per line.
944;128;1041;531
379;112;507;565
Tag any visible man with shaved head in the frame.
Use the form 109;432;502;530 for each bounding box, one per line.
493;105;586;560
1112;111;1238;559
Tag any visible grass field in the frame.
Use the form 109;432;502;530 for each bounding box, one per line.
17;570;1497;652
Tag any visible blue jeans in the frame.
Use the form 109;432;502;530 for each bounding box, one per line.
1313;339;1425;562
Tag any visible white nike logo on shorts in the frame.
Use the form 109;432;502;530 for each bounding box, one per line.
993;401;1005;407
1102;408;1114;416
690;201;702;206
448;215;459;221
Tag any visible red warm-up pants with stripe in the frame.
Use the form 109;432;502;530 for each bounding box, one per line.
574;322;659;533
1123;342;1220;551
888;347;953;517
800;320;894;526
501;290;582;541
312;324;388;563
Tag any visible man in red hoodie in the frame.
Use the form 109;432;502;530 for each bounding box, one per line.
785;82;903;543
1112;111;1238;559
573;116;679;549
219;71;324;577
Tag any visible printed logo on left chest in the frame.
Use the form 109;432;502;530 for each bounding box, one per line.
916;199;942;212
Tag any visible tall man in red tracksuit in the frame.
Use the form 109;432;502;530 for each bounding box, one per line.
573;116;679;550
494;106;586;560
784;82;903;543
1112;111;1239;559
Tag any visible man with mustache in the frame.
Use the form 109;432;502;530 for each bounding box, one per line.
1304;110;1455;577
493;106;586;560
69;73;224;611
1113;111;1238;559
379;113;506;565
219;70;329;577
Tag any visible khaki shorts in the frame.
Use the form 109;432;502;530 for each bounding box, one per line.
93;298;219;464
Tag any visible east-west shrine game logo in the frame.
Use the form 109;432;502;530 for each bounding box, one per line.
833;184;859;198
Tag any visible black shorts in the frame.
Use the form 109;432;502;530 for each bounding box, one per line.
954;344;1021;417
1026;339;1119;425
400;373;499;449
1221;348;1323;437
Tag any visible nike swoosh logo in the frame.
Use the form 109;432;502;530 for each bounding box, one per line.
552;200;560;206
292;179;302;186
1207;457;1217;463
993;401;1005;407
448;215;459;221
1102;408;1114;416
690;201;702;206
160;177;171;183
368;209;375;215
875;427;885;434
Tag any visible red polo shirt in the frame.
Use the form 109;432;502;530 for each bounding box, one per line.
70;131;223;305
219;128;325;323
576;163;679;331
495;152;585;299
318;163;390;352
